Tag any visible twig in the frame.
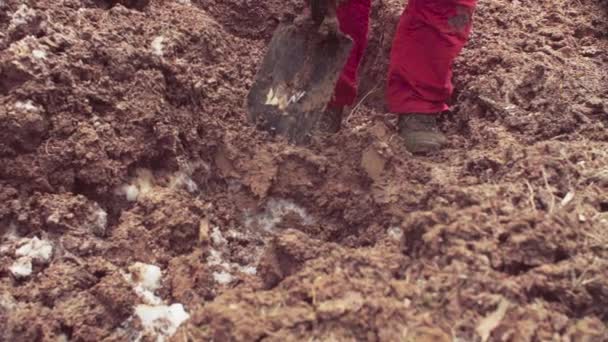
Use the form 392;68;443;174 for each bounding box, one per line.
573;257;598;289
524;180;536;212
345;83;380;124
541;167;556;214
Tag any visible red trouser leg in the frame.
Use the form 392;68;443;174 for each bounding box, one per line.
386;0;477;114
329;0;372;108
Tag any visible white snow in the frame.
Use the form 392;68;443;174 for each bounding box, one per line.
212;271;234;285
118;167;200;202
151;36;165;57
117;169;155;202
32;49;46;59
122;262;190;341
9;257;32;278
15;100;39;112
126;262;163;305
9;237;53;278
239;265;257;275
131;262;162;292
206;227;259;281
206;198;315;283
123;184;139;201
16;236;53;262
207;247;258;281
244;198;314;232
210;226;227;246
135;304;190;341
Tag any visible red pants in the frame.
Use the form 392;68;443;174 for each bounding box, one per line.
329;0;477;114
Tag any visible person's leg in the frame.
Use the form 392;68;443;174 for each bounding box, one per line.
330;0;372;108
387;0;476;153
320;0;372;133
386;0;477;114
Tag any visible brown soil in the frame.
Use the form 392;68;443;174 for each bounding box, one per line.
1;0;608;341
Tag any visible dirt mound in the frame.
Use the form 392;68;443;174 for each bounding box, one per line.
1;0;608;341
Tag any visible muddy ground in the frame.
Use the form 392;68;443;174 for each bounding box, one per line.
1;0;608;341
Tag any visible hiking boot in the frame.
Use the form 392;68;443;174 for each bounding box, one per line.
398;114;447;154
316;106;343;134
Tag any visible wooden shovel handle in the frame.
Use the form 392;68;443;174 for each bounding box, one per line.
309;0;338;25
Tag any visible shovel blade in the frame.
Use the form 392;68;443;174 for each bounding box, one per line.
246;24;353;144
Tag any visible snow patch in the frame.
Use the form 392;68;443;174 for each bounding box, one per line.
131;262;162;292
116;169;154;202
176;0;191;4
207;222;260;284
135;304;190;341
9;257;32;278
16;236;53;261
123;263;190;341
117;167;202;201
212;271;234;285
15;100;40;112
32;49;46;59
207;246;258;282
239;265;257;275
222;198;315;278
9;236;53;278
125;262;163;305
151;36;165;57
211;226;227;246
244;198;315;232
123;184;139;201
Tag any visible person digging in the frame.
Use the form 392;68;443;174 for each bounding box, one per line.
313;0;477;154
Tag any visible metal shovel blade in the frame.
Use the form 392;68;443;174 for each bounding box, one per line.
246;23;353;144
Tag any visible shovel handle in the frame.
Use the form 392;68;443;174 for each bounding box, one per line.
309;0;337;25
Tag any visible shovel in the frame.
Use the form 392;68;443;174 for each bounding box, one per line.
246;5;353;145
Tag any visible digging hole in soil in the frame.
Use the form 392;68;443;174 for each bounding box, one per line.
2;0;608;340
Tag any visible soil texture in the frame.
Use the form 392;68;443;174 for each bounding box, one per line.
1;0;608;341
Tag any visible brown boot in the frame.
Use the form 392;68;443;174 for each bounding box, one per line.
398;114;447;154
316;106;343;134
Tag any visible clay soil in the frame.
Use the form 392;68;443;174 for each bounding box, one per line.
2;0;608;341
